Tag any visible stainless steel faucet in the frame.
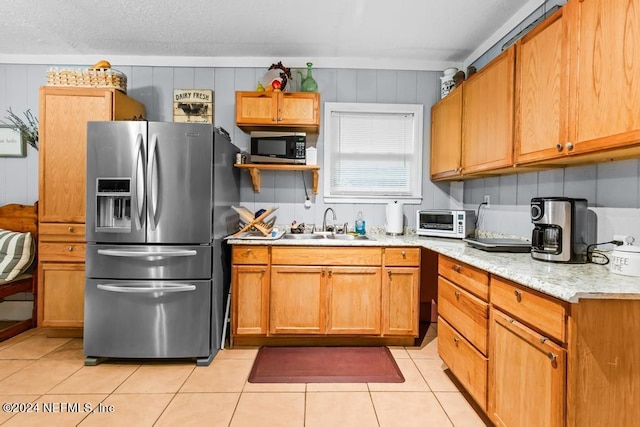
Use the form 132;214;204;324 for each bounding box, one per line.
322;207;337;232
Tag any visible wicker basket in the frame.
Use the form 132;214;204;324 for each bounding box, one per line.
46;67;127;93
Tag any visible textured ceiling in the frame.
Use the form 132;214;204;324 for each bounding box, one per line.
1;0;534;69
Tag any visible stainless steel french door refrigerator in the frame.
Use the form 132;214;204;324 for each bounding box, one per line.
84;121;239;366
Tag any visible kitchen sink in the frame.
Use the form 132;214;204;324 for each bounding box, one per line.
282;233;372;241
282;233;325;240
325;234;372;240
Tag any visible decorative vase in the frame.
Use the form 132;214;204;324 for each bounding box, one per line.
298;62;318;92
440;67;458;98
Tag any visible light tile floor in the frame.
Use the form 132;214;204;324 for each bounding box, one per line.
0;325;491;426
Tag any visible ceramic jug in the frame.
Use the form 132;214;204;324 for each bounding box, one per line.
297;62;318;92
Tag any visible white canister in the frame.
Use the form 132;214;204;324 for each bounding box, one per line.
609;245;640;277
385;201;404;235
306;147;317;165
440;67;458;98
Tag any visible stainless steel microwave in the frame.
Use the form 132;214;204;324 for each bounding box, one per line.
416;209;476;239
250;131;306;164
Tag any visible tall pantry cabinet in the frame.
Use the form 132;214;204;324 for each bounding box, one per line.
37;87;145;331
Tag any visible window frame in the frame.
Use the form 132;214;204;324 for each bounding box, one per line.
323;102;424;204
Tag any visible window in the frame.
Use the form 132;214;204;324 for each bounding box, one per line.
323;102;423;203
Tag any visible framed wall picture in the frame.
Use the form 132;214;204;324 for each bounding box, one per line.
173;89;214;124
0;126;26;157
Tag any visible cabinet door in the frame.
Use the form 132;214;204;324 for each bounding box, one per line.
438;316;488;410
431;85;463;180
39;88;115;223
326;267;381;335
462;46;516;175
489;308;566;427
438;277;488;354
568;0;640;154
235;92;279;125
278;92;320;127
515;8;569;164
270;266;325;335
37;262;85;327
382;267;419;336
232;265;269;335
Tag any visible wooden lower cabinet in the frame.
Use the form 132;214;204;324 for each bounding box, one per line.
327;267;381;335
231;245;420;343
438;316;488;409
489;308;566;427
232;265;269;335
270;266;325;335
232;246;269;336
269;265;382;335
383;267;419;336
37;262;85;328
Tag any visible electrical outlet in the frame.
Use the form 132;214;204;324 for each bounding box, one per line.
483;195;490;208
614;234;636;245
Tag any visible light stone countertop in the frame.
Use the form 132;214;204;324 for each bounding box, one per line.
227;231;640;303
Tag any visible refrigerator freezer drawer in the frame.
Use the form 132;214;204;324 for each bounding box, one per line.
86;244;211;280
83;279;211;359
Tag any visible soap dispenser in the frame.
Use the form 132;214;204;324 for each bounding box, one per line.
355;211;366;235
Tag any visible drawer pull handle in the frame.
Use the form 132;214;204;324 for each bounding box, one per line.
401;250;406;258
556;143;563;152
68;226;74;233
388;270;392;278
246;249;252;254
454;291;461;299
328;270;332;278
67;246;73;252
452;264;461;273
548;352;557;362
514;289;522;302
540;337;548;344
261;269;266;273
322;270;326;277
508;318;515;324
453;337;459;344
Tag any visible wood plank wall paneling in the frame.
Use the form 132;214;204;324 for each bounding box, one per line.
1;60;639;235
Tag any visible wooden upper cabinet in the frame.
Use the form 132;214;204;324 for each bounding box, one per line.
235;91;320;132
567;0;640;155
431;85;463;180
515;7;569;165
462;46;516;175
38;87;145;224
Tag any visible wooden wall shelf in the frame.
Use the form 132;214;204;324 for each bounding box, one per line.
235;164;320;194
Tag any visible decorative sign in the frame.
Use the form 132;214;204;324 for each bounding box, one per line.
0;126;26;157
173;89;214;124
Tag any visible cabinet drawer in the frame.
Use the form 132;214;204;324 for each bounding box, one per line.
39;242;86;262
438;316;487;410
439;255;489;301
39;223;85;242
272;247;381;266
438;276;489;355
232;246;269;265
384;247;420;266
491;276;567;343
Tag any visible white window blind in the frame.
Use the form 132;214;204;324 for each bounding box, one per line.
323;102;423;203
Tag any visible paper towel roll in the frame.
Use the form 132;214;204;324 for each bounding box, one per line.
385;201;404;235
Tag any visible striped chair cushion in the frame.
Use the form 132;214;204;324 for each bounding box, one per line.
0;228;34;283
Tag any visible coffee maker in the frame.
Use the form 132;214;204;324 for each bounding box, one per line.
530;197;592;263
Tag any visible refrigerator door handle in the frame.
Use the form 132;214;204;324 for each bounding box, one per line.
97;283;197;293
147;133;159;231
97;248;198;257
132;133;145;231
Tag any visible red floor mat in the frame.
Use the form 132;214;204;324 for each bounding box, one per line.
248;346;405;383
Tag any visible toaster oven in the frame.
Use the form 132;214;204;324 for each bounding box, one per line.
416;209;476;239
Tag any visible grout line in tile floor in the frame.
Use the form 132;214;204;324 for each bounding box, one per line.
0;325;490;426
